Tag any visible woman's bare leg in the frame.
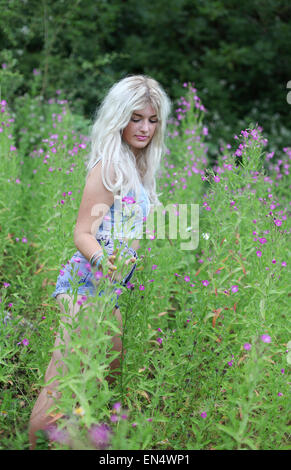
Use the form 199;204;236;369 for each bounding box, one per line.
28;294;123;449
28;293;84;449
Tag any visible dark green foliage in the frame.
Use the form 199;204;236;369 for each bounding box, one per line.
1;0;291;157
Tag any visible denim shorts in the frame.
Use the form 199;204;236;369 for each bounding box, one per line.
51;235;138;309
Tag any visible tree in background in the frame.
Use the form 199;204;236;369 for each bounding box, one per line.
1;0;290;155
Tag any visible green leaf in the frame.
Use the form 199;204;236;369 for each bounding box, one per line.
216;424;240;443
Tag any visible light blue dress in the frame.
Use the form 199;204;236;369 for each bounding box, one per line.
51;160;150;308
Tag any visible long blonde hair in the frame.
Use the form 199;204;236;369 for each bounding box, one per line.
85;74;171;206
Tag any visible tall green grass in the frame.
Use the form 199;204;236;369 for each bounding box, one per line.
0;85;290;450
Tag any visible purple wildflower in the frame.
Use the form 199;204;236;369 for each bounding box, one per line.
274;219;282;226
259;237;267;244
94;271;103;280
89;423;111;449
260;334;271;343
46;424;69;444
110;414;119;423
113;402;121;413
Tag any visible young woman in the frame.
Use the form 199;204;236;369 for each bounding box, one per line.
28;74;171;449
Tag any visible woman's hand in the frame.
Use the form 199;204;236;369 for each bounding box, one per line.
107;248;136;281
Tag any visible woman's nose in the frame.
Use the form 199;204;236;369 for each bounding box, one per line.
139;120;150;133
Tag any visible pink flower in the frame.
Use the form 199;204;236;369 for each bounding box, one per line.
200;412;207;418
184;276;190;282
202;280;209;286
22;338;29;346
243;343;252;351
139;285;145;290
157;338;163;345
46;424;69;444
259;237;267;244
256;250;262;257
113;402;121;413
122;196;135;204
126;281;134;289
152;264;157;270
94;271;103;280
88;423;112;449
260;334;271;343
110;414;119;422
231;285;238;293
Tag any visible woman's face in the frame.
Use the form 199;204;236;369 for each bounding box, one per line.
122;103;158;156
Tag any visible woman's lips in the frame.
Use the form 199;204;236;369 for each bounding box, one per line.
135;135;148;141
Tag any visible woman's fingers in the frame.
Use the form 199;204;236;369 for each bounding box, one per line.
125;256;136;266
105;252;136;271
108;261;117;271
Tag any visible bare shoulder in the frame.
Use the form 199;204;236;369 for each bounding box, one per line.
74;160;116;238
86;159;118;196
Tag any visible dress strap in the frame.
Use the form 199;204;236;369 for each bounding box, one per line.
91;156;102;169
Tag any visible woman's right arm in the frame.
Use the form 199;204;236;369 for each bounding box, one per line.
73;160;115;263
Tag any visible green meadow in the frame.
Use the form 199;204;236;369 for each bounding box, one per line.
0;84;290;450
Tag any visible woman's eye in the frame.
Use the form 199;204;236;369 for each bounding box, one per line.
131;118;158;123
